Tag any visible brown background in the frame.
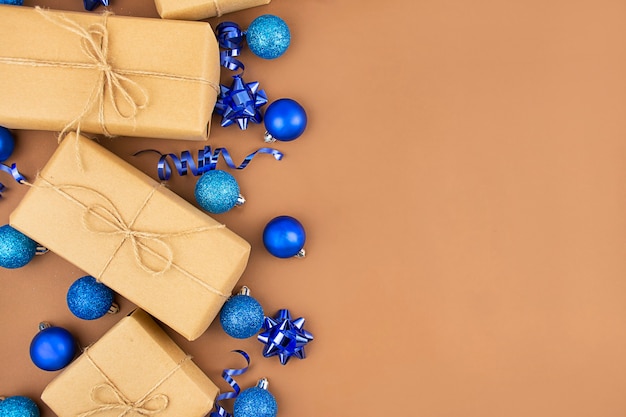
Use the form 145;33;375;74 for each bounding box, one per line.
2;0;626;415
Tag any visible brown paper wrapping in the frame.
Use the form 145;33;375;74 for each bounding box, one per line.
154;0;270;20
0;5;220;141
10;133;250;340
42;309;219;417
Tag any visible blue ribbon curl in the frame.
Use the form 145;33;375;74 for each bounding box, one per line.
216;22;246;72
0;163;26;199
209;350;250;417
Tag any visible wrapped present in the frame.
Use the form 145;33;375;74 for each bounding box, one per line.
154;0;270;21
10;133;250;340
0;5;220;141
42;309;219;417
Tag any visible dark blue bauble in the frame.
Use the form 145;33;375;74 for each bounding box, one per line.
0;127;15;162
263;216;306;258
246;15;290;60
220;293;264;339
194;170;240;214
264;99;307;141
0;396;40;417
30;326;77;371
67;276;114;320
0;225;37;269
0;0;24;6
233;386;277;417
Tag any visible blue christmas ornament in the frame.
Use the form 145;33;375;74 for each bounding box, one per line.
246;15;291;60
194;170;244;214
220;287;264;339
233;379;277;417
263;216;306;258
215;74;268;130
0;396;40;417
0;225;37;269
0;0;24;5
30;323;77;371
0;127;15;162
257;309;313;365
67;275;118;320
263;99;307;142
83;0;109;11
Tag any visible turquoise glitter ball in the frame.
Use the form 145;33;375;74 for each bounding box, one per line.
0;225;37;269
233;386;277;417
0;0;24;5
67;276;114;320
246;15;290;60
220;294;264;339
194;170;240;214
0;396;40;417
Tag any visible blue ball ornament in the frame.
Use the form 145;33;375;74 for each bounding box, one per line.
194;170;241;214
263;216;306;258
0;127;15;162
0;0;24;6
233;379;277;417
220;287;264;339
0;225;37;269
246;15;290;60
67;276;116;320
30;324;77;371
264;99;307;142
0;396;40;417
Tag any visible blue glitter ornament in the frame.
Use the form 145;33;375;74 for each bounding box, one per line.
0;396;40;417
246;15;290;60
263;99;307;142
233;379;277;417
67;275;118;320
0;0;24;5
0;127;15;162
0;225;37;269
257;309;313;365
194;170;243;214
220;287;264;339
263;216;306;258
83;0;109;11
30;323;76;371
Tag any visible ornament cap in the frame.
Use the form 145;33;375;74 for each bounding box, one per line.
38;322;51;331
108;302;120;315
295;248;306;258
263;131;276;143
236;194;246;206
257;378;269;390
238;286;251;296
35;246;48;255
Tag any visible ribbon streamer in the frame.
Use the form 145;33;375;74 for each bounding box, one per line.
216;22;246;72
134;147;283;181
210;350;250;417
0;163;26;198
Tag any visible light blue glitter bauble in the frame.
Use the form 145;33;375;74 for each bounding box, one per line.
233;387;277;417
220;294;264;339
194;170;240;214
67;276;114;320
0;225;37;269
0;396;40;417
246;15;290;60
0;0;24;5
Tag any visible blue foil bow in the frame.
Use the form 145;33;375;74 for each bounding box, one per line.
215;74;268;130
210;350;250;417
135;147;283;181
258;309;314;365
0;163;25;199
216;22;246;72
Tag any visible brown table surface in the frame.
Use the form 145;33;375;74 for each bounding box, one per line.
2;0;626;416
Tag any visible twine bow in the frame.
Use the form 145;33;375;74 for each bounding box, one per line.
78;383;168;417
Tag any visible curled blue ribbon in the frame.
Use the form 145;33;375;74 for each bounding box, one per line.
216;22;246;72
210;350;250;417
134;147;283;181
0;163;26;198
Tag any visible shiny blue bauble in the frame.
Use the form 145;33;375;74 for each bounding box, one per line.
263;216;306;258
220;294;264;339
0;225;37;269
194;170;240;214
0;396;39;417
30;326;76;371
67;276;114;320
264;99;307;142
0;127;15;162
233;386;277;417
246;15;290;60
0;0;24;6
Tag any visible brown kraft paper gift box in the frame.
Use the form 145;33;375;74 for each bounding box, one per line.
42;309;219;417
0;5;220;141
10;133;251;340
154;0;270;21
